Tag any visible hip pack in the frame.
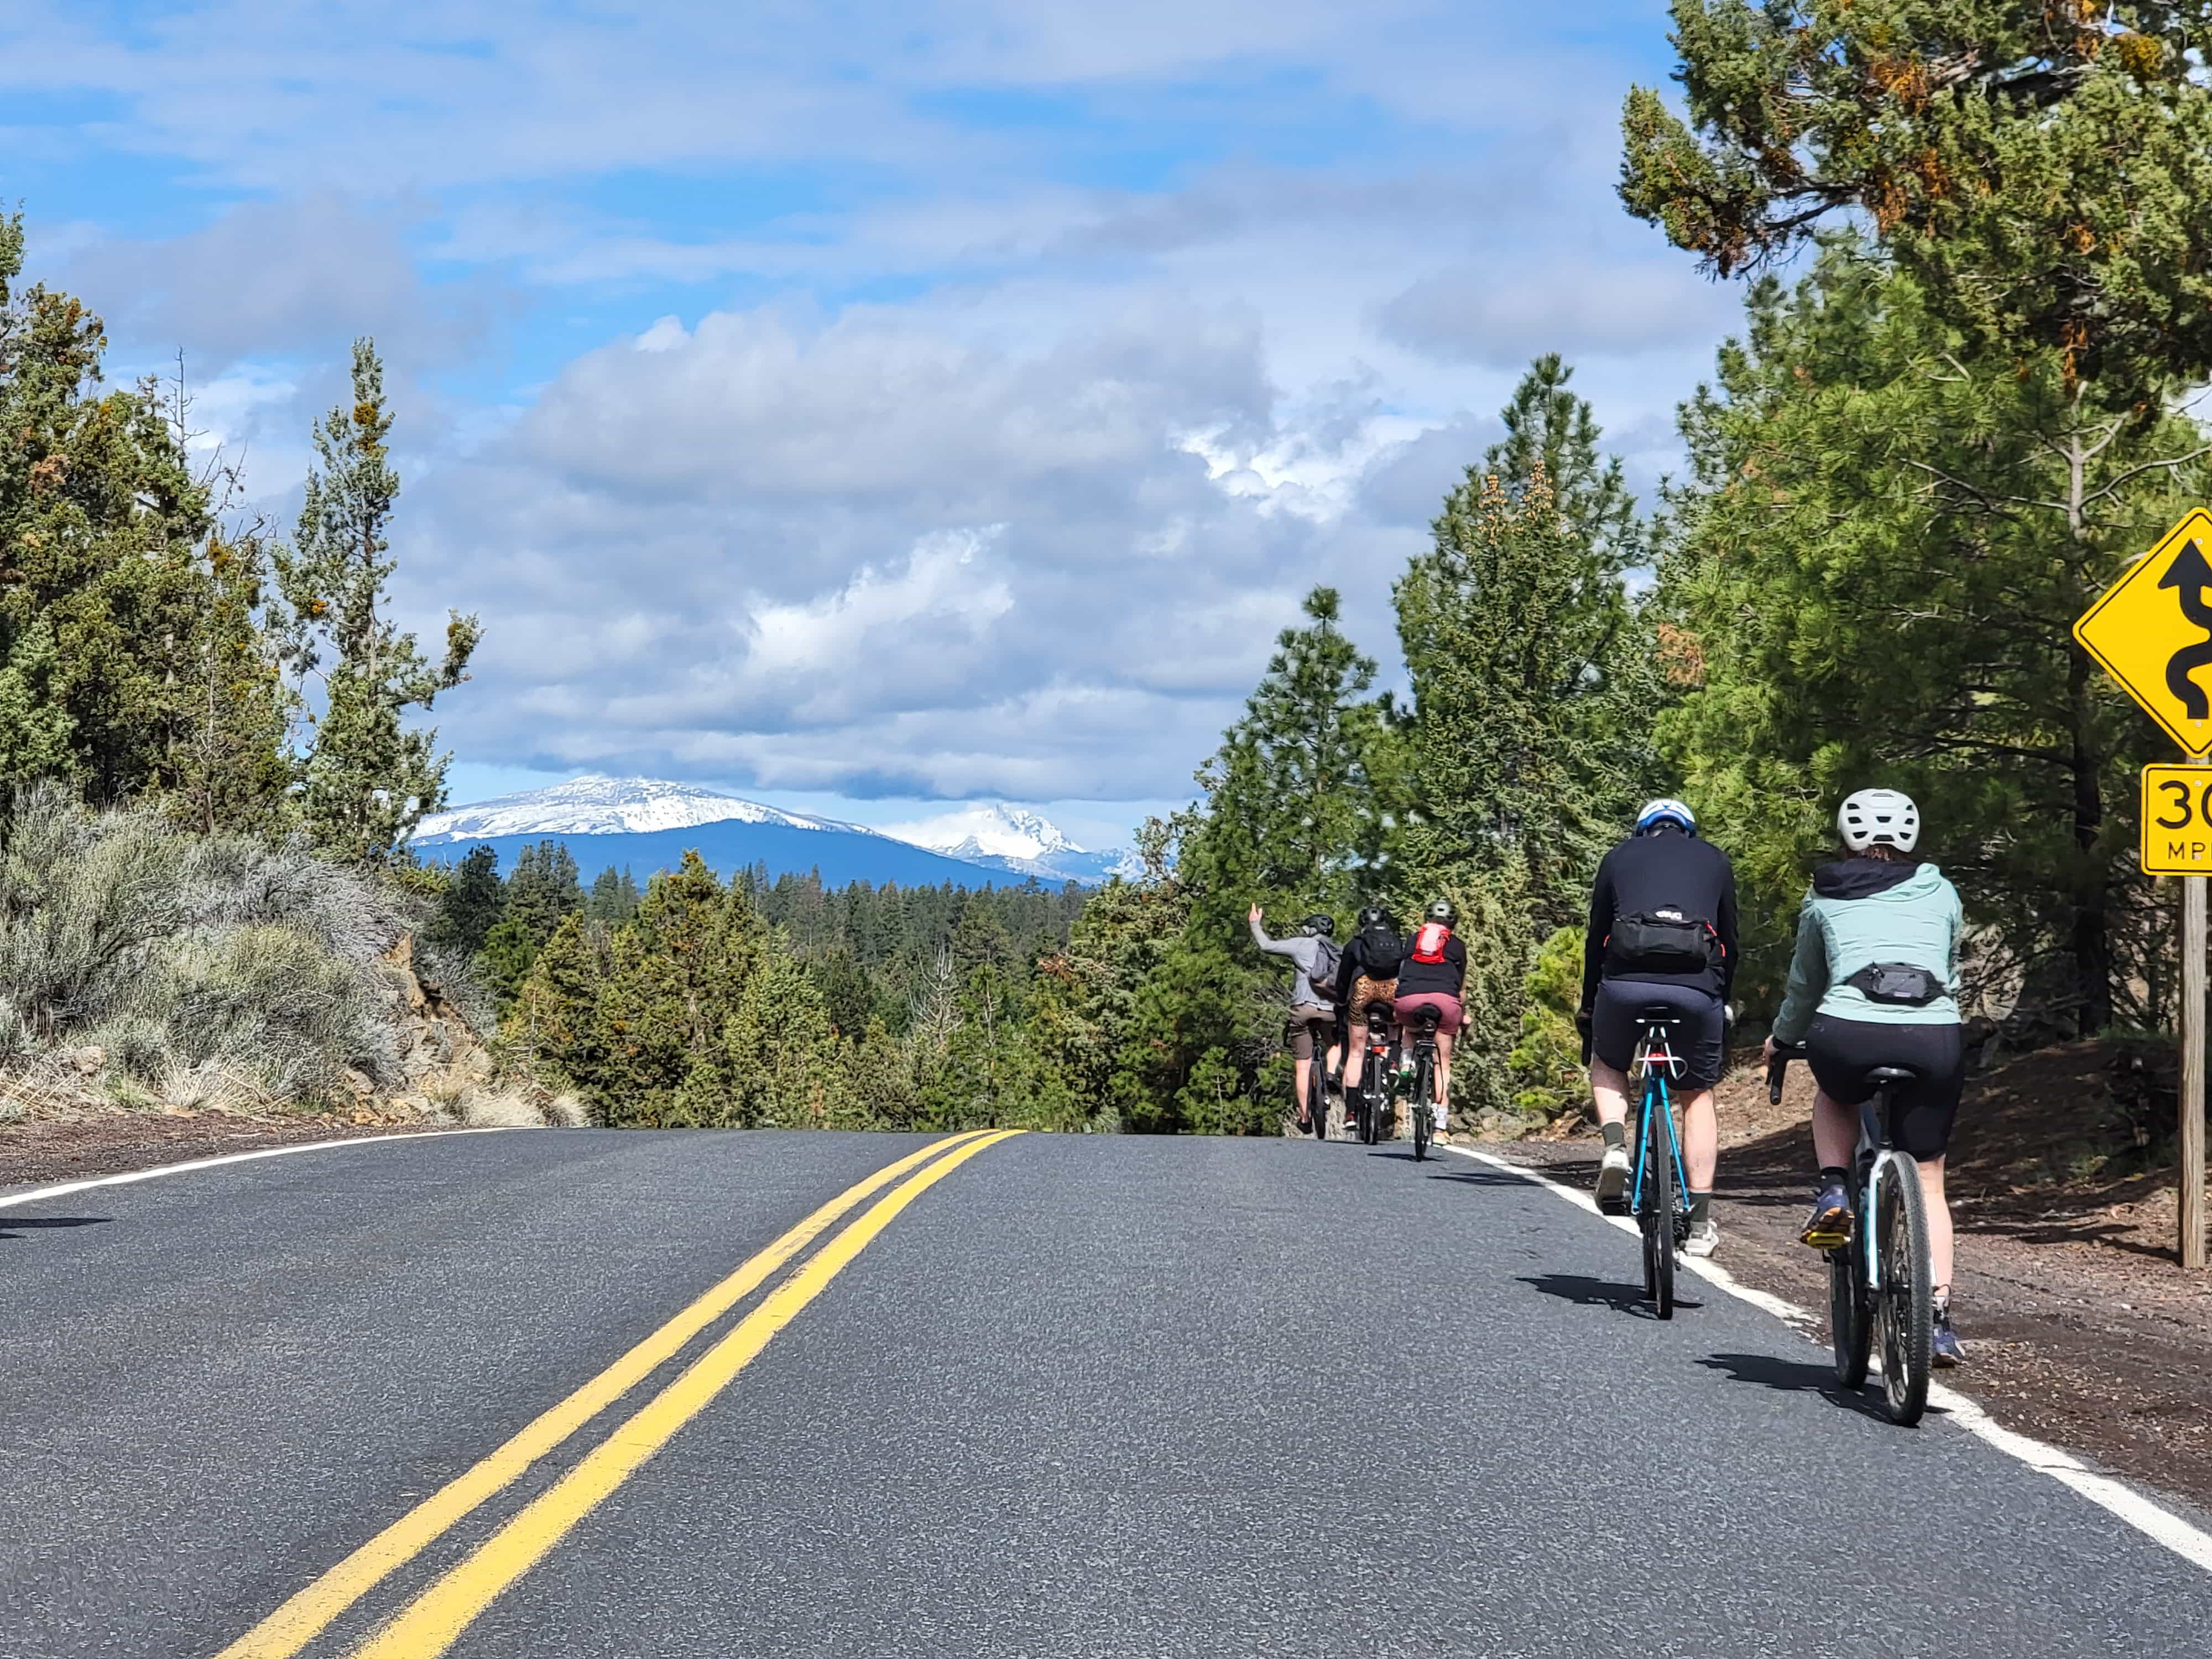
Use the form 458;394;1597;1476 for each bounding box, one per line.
1845;962;1943;1006
1604;910;1719;975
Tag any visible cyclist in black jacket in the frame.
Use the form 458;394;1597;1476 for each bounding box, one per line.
1578;799;1739;1257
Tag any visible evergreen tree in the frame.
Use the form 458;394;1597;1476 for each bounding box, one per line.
1655;248;2203;1032
504;911;609;1106
429;846;505;959
169;529;294;835
585;866;641;924
1620;2;2212;403
481;841;584;1004
0;214;211;804
278;340;481;865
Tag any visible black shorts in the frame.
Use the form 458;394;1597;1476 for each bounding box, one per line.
1593;980;1724;1091
1805;1015;1964;1161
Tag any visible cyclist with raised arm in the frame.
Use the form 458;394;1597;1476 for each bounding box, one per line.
1249;904;1342;1133
1761;789;1967;1366
1578;799;1738;1258
1394;900;1465;1145
1333;903;1405;1120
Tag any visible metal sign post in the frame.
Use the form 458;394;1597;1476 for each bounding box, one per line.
2081;509;2212;1267
2187;760;2209;1271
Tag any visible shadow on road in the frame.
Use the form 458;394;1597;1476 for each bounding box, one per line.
1695;1351;1922;1424
1518;1271;1699;1318
1423;1167;1535;1188
0;1215;110;1242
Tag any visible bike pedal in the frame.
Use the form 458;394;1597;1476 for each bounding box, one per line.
1597;1193;1631;1218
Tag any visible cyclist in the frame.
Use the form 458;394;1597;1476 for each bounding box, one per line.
1578;799;1738;1258
1333;903;1405;1119
1248;904;1342;1131
1393;900;1465;1144
1761;789;1966;1366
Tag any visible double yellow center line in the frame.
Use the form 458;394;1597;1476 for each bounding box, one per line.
214;1128;1020;1659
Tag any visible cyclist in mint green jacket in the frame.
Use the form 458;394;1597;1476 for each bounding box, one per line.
1762;788;1968;1365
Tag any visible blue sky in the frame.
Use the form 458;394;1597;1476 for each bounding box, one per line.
2;1;1742;853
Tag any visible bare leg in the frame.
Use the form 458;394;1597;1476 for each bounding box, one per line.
1919;1154;1953;1296
1433;1029;1455;1119
1811;1088;1857;1171
1681;1088;1718;1191
1590;1058;1631;1130
1293;1057;1314;1127
1343;1041;1365;1093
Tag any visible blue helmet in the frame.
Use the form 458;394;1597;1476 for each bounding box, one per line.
1635;797;1697;836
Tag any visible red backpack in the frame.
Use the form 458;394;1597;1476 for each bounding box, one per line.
1410;921;1452;964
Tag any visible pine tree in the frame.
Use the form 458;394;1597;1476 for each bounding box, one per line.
504;911;609;1105
278;340;481;865
169;528;294;835
428;846;505;960
481;841;584;1005
0;214;212;804
1620;2;2212;403
585;866;640;924
1655;248;2204;1032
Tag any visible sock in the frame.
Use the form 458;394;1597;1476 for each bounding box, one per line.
1818;1166;1849;1192
1689;1190;1713;1227
1601;1121;1625;1150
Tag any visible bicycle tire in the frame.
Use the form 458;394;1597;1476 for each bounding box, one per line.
1411;1054;1432;1160
1829;1246;1871;1389
1647;1099;1676;1319
1307;1059;1328;1140
1876;1154;1932;1425
1356;1074;1377;1144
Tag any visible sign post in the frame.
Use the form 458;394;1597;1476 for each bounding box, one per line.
2078;508;2212;1268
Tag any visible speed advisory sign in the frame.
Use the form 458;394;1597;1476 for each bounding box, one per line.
2143;765;2212;876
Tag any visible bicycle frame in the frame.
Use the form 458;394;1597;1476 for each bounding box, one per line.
1630;1024;1692;1230
1856;1097;1909;1295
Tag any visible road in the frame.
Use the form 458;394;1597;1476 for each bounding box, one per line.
4;1127;2210;1658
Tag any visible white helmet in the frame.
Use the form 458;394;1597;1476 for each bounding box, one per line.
1838;788;1920;854
1635;797;1696;835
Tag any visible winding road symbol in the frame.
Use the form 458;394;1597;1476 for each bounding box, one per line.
2159;539;2212;721
2075;508;2212;756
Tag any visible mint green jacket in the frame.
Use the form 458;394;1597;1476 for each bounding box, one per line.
1772;860;1963;1043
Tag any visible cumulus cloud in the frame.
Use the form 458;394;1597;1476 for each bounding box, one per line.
1375;262;1743;369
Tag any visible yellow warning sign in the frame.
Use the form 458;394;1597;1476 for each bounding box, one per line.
2143;765;2212;876
2076;508;2212;755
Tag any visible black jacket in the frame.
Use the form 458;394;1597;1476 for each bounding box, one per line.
1395;926;1467;999
1580;825;1739;1009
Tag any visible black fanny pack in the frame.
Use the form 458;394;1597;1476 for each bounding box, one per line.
1605;912;1719;975
1845;962;1944;1006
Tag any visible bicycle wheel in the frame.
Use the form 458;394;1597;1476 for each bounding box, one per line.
1355;1074;1377;1144
1411;1055;1432;1160
1875;1154;1932;1425
1828;1245;1871;1389
1307;1060;1328;1140
1645;1095;1677;1319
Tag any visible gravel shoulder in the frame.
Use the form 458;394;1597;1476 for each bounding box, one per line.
1486;1039;2212;1515
0;1109;439;1194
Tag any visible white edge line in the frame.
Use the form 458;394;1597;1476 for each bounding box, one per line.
1443;1140;2212;1578
0;1126;520;1214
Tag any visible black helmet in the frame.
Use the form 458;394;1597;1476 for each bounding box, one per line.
1426;899;1455;924
1301;913;1336;938
1357;903;1390;930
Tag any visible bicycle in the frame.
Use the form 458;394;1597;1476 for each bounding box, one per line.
1768;1046;1932;1426
1627;1004;1693;1318
1349;1002;1401;1146
1406;1006;1442;1161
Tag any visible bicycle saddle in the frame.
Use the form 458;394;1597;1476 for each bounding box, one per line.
1866;1066;1918;1085
1636;1004;1687;1025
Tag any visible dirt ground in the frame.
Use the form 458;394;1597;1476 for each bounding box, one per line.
1495;1040;2212;1516
0;1109;437;1193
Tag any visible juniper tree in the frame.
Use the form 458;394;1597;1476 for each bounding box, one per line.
428;846;505;960
278;340;481;865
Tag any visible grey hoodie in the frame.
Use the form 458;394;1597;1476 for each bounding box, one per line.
1773;859;1963;1043
1250;917;1340;1008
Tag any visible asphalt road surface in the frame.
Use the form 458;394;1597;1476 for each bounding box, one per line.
6;1127;2211;1658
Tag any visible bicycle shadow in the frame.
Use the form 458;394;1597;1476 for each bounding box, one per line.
1422;1166;1535;1188
1695;1351;1930;1425
1519;1272;1702;1319
0;1215;110;1243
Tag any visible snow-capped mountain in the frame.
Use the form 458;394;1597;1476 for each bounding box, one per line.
413;775;859;845
883;804;1133;883
410;778;1131;890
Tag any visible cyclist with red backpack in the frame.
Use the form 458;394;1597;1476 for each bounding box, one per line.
1394;900;1467;1145
1577;799;1739;1257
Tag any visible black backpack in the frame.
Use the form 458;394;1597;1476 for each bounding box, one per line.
1354;922;1404;979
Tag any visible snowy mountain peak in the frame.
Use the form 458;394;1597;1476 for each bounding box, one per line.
413;775;859;844
891;803;1086;862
